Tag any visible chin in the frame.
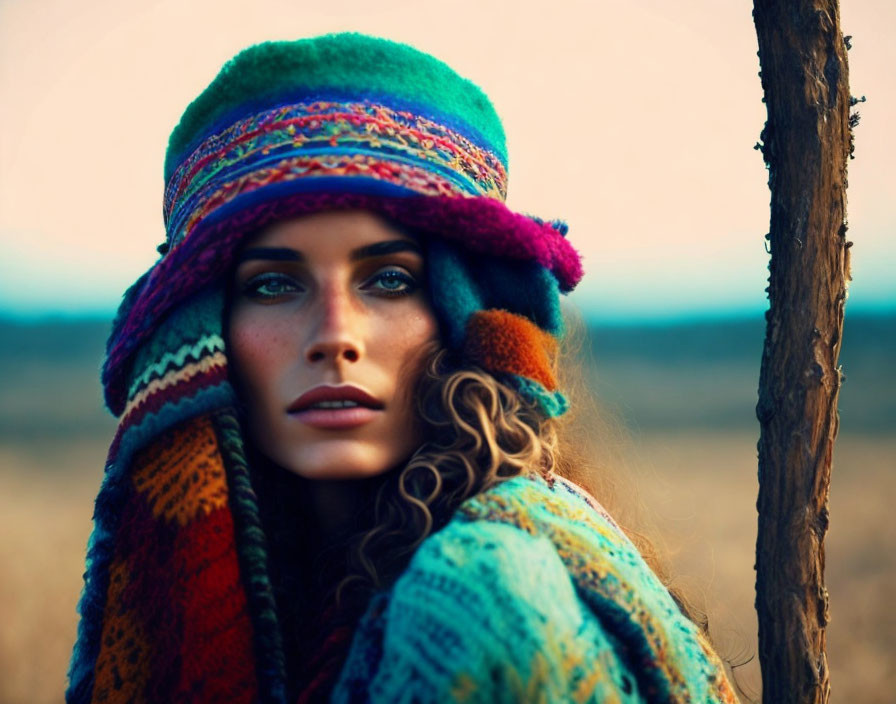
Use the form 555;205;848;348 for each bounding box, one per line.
280;441;411;480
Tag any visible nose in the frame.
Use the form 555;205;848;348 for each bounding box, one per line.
303;284;364;365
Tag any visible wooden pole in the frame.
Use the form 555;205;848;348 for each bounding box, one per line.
752;1;853;702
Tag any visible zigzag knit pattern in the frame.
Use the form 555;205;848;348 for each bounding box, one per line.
126;334;224;400
332;473;738;703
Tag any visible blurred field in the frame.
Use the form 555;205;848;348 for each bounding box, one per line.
0;314;893;703
630;431;896;703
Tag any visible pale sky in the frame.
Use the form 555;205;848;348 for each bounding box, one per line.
1;0;893;320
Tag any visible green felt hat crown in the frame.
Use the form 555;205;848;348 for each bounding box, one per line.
165;33;508;182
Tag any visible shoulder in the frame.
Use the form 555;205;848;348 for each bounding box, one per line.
334;473;737;703
394;500;584;643
455;474;736;703
333;475;643;703
391;472;634;646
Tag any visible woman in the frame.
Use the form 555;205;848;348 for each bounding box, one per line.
67;33;736;703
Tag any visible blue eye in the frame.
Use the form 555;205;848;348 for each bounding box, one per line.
367;269;418;296
243;273;302;300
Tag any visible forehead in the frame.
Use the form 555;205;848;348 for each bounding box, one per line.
242;210;421;256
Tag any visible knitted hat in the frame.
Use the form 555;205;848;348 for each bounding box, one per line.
69;34;583;703
101;32;581;419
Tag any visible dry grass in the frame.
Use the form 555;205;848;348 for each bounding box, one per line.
0;440;105;704
0;431;893;703
628;431;896;704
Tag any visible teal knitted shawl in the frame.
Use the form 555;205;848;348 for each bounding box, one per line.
330;473;736;703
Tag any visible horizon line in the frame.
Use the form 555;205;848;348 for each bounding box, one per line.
2;303;893;326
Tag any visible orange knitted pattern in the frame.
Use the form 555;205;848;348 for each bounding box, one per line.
463;310;558;391
89;415;259;703
131;416;230;526
91;561;151;703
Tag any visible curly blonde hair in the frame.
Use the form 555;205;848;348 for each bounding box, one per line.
337;343;557;597
336;334;705;632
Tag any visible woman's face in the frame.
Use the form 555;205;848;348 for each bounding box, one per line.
228;210;439;480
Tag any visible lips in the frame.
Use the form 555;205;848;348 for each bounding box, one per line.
288;384;384;413
287;384;384;431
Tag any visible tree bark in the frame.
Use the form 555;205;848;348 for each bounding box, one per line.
753;1;852;703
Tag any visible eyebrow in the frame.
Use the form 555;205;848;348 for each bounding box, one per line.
236;239;423;264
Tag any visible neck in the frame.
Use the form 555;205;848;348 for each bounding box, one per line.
301;475;381;547
247;450;385;554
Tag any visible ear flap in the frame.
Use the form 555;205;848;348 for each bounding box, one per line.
425;238;569;417
425;238;485;349
463;309;569;418
426;236;565;338
469;257;564;338
110;287;232;464
426;237;564;342
463;310;558;391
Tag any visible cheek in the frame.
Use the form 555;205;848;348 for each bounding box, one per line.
386;305;439;364
378;304;439;412
228;310;293;410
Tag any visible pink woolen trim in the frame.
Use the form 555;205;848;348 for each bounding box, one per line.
380;196;583;290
